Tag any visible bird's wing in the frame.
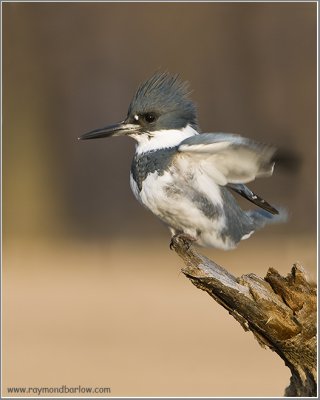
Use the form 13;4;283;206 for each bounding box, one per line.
178;133;276;186
227;183;279;215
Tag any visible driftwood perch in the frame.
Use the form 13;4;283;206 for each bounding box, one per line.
171;236;317;397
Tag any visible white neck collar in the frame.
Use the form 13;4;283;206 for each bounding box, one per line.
131;124;199;155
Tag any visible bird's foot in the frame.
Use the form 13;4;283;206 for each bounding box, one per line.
170;233;196;251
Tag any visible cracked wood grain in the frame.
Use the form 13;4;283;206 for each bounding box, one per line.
171;236;317;397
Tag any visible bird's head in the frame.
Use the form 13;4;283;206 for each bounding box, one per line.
80;72;199;143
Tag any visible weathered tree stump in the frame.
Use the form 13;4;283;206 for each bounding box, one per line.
171;236;317;397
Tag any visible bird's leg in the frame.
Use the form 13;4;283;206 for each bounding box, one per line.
169;233;196;251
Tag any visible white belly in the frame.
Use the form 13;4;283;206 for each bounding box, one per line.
130;167;234;250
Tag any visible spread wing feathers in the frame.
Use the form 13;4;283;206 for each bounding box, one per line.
227;183;279;215
178;133;276;185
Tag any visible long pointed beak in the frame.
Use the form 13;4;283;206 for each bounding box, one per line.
79;121;139;140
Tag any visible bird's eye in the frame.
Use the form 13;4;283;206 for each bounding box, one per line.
144;113;157;123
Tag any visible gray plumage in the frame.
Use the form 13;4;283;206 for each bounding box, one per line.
127;72;199;131
131;147;177;191
81;72;286;250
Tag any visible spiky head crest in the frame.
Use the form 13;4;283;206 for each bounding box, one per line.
126;72;198;131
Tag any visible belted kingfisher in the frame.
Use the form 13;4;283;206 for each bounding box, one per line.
80;72;286;250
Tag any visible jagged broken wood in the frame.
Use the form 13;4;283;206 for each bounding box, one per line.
171;235;317;397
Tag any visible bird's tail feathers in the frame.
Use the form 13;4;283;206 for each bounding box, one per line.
247;207;288;230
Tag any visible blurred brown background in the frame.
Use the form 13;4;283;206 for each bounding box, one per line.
3;2;317;397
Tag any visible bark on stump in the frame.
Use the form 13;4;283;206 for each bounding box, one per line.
171;236;317;397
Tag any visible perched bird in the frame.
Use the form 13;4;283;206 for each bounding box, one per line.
80;72;286;250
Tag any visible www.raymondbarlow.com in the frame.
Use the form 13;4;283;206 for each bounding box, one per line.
7;385;111;396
